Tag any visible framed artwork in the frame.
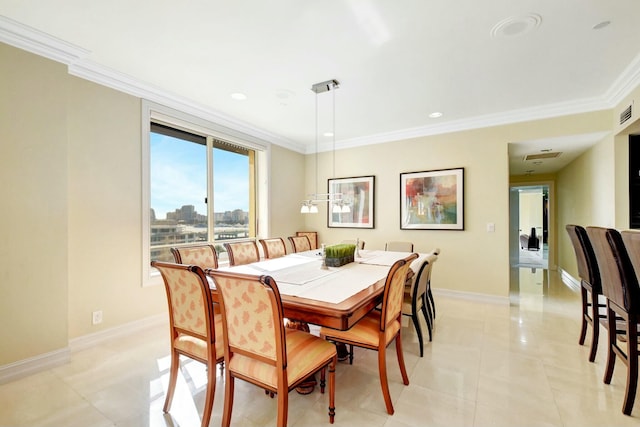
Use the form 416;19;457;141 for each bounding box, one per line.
400;168;464;230
328;176;375;228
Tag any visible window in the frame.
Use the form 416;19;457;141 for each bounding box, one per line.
142;101;268;285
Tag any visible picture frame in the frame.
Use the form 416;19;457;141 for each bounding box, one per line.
328;176;375;228
400;168;464;230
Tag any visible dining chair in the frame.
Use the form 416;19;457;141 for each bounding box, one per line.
288;235;311;253
205;269;337;427
151;261;224;427
171;243;219;269
426;248;440;320
385;241;414;252
296;231;318;249
259;237;287;259
402;253;436;357
341;239;365;249
320;252;418;415
565;224;604;362
586;226;640;415
224;241;260;266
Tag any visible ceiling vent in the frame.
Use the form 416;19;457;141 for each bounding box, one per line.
620;104;632;125
523;152;562;161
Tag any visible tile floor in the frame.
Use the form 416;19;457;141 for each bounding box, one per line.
1;267;639;426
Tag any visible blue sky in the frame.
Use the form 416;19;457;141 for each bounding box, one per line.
150;133;249;218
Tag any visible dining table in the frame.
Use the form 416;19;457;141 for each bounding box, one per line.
211;249;426;329
209;248;427;393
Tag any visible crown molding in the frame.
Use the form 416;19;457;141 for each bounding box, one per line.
3;14;640;156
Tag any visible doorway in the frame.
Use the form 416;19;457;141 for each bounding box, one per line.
509;184;549;270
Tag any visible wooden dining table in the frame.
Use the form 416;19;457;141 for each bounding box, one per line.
209;249;425;330
208;249;425;394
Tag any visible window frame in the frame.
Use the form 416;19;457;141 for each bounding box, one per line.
142;100;270;286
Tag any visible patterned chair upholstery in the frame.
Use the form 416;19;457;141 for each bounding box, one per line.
151;261;224;427
224;241;260;266
288;235;311;253
320;253;418;415
259;237;287;259
205;269;337;427
171;243;218;269
296;231;318;249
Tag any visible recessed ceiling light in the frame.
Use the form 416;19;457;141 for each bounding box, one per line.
323;132;334;137
230;92;247;101
593;21;611;30
429;112;443;118
540;148;552;152
490;13;542;38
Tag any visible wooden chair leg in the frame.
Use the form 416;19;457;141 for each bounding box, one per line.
622;319;638;415
604;309;617;385
411;309;424;357
588;291;600;362
377;342;394;415
201;361;217;427
221;373;235;427
276;383;288;427
163;350;179;413
395;333;410;386
328;356;336;423
579;286;589;345
421;303;432;342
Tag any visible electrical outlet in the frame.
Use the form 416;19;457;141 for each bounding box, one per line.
92;310;103;325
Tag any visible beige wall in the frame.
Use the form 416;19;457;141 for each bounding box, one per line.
1;39;635;369
1;44;70;364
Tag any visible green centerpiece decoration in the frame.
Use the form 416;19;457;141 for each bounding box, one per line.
324;243;356;267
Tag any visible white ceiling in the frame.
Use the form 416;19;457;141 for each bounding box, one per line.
2;1;640;175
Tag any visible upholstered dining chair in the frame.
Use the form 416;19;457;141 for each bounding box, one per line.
205;269;337;427
171;243;219;269
288;235;312;253
586;226;640;415
402;254;436;356
259;237;287;259
385;241;414;252
566;224;604;362
424;248;440;321
296;231;318;249
224;241;260;266
320;252;418;415
151;261;224;427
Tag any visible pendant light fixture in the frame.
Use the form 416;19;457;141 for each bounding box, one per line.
300;79;350;214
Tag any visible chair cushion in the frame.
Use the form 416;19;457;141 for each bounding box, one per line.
228;329;335;388
174;315;224;361
321;309;400;348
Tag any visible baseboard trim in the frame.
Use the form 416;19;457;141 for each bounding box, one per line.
0;347;70;385
69;313;167;352
0;313;167;384
560;268;581;291
432;288;510;305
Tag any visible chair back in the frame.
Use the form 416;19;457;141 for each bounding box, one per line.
385;241;414;252
171;244;218;269
565;225;601;292
411;254;436;302
259;238;287;259
288;235;311;253
586;227;637;312
224;241;260;266
296;231;318;249
152;261;218;351
380;253;419;330
614;230;640;311
208;270;286;367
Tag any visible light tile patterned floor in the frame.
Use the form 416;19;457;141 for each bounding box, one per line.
1;267;638;426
